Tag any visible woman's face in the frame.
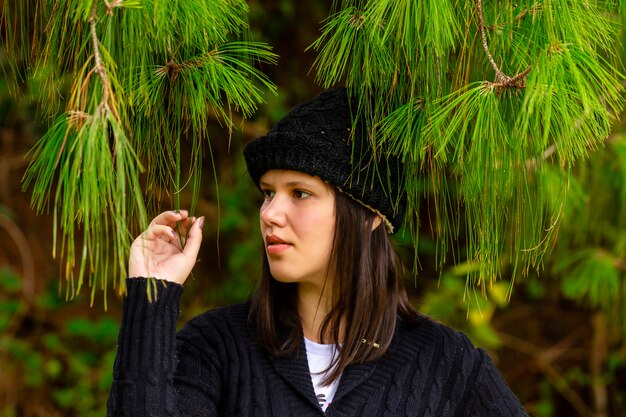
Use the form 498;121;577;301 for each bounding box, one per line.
259;169;336;292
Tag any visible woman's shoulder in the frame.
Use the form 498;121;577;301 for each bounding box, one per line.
177;301;254;342
397;315;481;359
392;316;498;394
394;316;528;416
194;301;252;320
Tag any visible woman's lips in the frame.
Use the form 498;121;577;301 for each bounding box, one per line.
266;235;292;254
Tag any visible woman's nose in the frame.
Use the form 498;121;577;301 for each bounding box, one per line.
260;195;287;227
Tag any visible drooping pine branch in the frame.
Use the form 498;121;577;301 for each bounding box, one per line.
311;0;625;290
12;0;277;300
22;0;147;304
89;0;114;115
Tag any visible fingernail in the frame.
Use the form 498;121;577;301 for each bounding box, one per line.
170;229;177;238
198;216;205;230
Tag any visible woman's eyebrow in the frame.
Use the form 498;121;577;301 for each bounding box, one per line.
285;180;316;188
259;180;317;188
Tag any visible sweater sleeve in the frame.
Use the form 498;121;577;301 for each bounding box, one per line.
106;278;221;417
468;348;529;417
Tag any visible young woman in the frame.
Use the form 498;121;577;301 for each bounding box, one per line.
107;88;528;416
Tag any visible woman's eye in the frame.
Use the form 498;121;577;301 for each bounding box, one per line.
262;189;275;199
293;190;311;199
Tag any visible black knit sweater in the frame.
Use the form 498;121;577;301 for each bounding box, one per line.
107;278;528;417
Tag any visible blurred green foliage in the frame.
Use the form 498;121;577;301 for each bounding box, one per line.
0;268;116;416
419;272;509;349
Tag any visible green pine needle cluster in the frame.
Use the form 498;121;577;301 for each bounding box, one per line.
3;0;277;299
311;0;625;289
23;110;145;307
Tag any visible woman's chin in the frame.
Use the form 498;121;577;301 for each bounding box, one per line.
270;270;298;284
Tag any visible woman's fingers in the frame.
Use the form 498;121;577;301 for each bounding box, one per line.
177;215;195;236
140;213;205;253
149;210;189;228
182;217;204;259
129;211;204;284
141;224;180;245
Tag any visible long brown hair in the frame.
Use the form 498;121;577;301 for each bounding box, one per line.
249;189;419;384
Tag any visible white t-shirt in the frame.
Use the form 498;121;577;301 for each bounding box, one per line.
304;337;342;412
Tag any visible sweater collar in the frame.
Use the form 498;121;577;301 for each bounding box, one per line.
269;339;324;412
269;339;379;412
268;325;394;411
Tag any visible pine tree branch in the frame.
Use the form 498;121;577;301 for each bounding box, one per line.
476;0;502;77
89;0;118;119
499;330;596;417
483;66;532;91
103;0;123;16
476;0;531;89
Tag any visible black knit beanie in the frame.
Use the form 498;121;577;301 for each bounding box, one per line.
243;87;405;233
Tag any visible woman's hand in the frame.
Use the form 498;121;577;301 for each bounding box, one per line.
128;210;204;285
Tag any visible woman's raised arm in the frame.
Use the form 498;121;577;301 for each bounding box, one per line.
107;211;213;417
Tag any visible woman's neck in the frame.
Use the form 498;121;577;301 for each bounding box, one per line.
297;283;342;343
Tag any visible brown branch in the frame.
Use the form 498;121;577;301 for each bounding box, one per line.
0;214;36;303
103;0;123;16
476;0;531;90
483;66;532;92
508;66;532;86
476;0;502;77
89;0;118;119
542;364;596;417
499;330;596;417
590;312;609;417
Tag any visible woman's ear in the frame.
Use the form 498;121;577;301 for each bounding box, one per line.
371;215;382;231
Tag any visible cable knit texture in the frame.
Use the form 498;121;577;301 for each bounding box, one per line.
243;88;405;234
107;279;529;417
